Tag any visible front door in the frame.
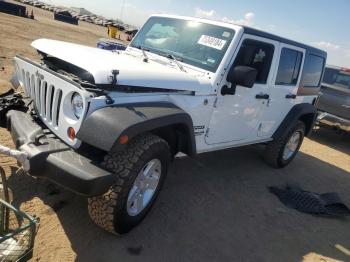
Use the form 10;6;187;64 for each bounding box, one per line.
205;35;279;145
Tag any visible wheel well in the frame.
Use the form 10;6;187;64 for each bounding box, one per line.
150;124;193;157
299;113;316;135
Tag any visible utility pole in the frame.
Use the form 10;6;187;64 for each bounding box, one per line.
120;0;126;21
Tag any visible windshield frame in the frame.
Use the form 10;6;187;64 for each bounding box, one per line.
130;16;236;73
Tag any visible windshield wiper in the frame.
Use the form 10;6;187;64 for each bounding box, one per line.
133;45;149;62
166;54;186;73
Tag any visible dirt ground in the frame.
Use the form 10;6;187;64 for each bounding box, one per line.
0;4;350;262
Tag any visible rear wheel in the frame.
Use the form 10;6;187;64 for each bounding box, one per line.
88;134;171;234
264;121;305;168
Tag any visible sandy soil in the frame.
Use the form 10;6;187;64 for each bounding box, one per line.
0;4;350;262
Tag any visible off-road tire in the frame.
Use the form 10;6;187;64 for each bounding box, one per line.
88;134;171;234
264;121;305;168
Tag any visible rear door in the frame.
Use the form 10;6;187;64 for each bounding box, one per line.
317;67;350;119
257;44;306;138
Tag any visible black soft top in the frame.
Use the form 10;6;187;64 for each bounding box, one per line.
243;26;327;58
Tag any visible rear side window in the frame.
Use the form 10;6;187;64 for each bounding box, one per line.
301;54;325;87
233;39;274;84
323;68;350;89
275;48;303;85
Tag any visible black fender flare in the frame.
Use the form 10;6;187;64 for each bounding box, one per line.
273;103;317;139
76;102;196;157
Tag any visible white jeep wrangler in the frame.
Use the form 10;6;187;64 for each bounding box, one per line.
6;15;326;234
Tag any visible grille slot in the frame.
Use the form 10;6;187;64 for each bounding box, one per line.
55;90;63;127
22;71;63;126
24;72;30;95
30;74;35;99
48;85;55;122
40;81;47;116
35;77;41;111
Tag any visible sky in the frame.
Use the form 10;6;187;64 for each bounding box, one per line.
45;0;350;68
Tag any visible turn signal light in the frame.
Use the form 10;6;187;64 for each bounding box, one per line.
119;135;129;145
68;127;76;140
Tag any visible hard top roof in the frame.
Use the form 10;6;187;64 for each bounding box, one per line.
151;14;327;58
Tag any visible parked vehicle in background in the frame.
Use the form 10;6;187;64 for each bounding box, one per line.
54;10;79;25
316;65;350;132
5;15;326;234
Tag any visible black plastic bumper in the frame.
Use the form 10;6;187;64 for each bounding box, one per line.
6;110;114;196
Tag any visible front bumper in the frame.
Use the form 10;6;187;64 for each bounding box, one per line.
317;111;350;132
6;110;114;196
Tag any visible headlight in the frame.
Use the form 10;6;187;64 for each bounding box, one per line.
71;93;84;119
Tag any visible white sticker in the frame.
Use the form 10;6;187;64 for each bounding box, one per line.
222;31;231;38
198;35;227;50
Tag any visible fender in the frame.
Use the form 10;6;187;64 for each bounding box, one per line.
77;102;196;156
273;103;317;139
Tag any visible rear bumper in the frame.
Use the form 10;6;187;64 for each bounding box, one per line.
6;110;113;196
317;111;350;132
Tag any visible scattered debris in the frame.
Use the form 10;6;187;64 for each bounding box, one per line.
269;185;350;217
0;92;27;127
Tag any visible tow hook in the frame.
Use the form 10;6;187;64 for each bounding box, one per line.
105;95;114;105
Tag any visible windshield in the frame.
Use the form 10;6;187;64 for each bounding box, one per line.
130;17;235;72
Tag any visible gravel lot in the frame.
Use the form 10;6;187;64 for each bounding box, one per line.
0;4;349;262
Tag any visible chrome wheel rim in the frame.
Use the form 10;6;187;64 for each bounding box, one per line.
127;159;162;216
282;131;301;161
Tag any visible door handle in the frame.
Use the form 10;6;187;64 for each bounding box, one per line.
255;93;270;99
285;93;297;99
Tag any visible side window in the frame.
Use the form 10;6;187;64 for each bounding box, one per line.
275;48;303;85
233;39;274;84
301;54;325;87
323;68;350;89
322;68;338;84
334;73;350;89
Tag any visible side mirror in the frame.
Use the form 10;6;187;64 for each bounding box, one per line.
222;66;258;96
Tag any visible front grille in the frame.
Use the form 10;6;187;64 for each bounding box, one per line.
22;70;63;128
15;56;90;148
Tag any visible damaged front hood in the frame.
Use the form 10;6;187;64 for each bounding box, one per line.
32;39;212;93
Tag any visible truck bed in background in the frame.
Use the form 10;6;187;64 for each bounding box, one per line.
316;65;350;131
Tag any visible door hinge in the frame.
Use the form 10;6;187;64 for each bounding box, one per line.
213;97;218;108
267;98;271;107
205;127;210;137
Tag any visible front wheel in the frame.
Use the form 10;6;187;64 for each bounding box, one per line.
88;134;171;234
264;121;305;168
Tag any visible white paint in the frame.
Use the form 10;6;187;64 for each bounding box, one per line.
31;39;213;94
13;14;320;155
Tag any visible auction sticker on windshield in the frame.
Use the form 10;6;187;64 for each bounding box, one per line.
198;35;227;50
